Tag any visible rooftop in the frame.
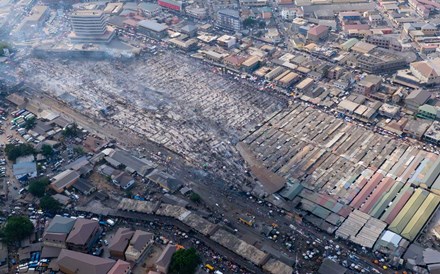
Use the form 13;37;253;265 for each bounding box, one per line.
109;228;134;254
66;219;99;246
57;249;115;274
155;244;176;270
138;20;168;32
46;216;76;234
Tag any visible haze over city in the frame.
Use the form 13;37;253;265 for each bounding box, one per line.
1;0;440;274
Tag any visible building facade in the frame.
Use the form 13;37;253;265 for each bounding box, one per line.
217;9;241;31
69;10;114;43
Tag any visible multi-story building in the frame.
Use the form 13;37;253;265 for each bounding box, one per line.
418;104;440;120
69;10;114;43
137;20;168;39
405;89;431;112
356;48;406;73
239;0;268;6
424;121;440;145
355;75;382;95
307;25;329;42
410;58;440;86
66;219;101;252
217;9;241;31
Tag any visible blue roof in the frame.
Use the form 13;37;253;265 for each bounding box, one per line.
13;162;37;177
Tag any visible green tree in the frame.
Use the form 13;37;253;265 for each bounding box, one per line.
73;146;84;155
41;144;54;158
243;17;256;28
5;143;35;161
169;248;201;274
28;177;49;197
3;216;34;242
62;123;79;138
190;192;201;203
39;196;61;213
24;117;36;130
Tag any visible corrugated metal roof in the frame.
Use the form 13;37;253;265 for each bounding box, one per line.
401;193;440;241
433;174;440;195
360;177;394;214
350;173;384;209
381;185;413;224
369;182;403;218
389;188;429;234
421;157;440;188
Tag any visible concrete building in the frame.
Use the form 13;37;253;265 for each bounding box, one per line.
307;25;329;42
125;230;154;262
57;249;125;274
405;89;431;112
418;104;440;120
137;20;168;39
109;228;133;260
217;9;241;31
155;244;177;273
66;219;101;252
43;216;76;249
17;5;50;36
355;75;382;95
410;58;440;86
424;121;440;145
403;118;432;139
356;48;406;73
69;10;115;44
217;35;237;48
138;2;161;17
240;0;268;6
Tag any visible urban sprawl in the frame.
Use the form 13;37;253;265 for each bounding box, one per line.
1;0;440;274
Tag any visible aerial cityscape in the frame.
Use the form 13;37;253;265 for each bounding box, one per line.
1;0;440;273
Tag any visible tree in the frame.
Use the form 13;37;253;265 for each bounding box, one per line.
5;143;35;161
28;177;49;197
169;248;201;274
39;196;61;213
243;17;256;28
190;192;201;203
62;123;79;138
3;216;34;242
25;117;36;130
41;144;54;158
73;146;84;155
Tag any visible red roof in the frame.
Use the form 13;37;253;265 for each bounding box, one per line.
308;25;329;36
350;173;384;209
359;177;394;213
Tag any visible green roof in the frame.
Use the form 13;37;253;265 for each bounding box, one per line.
389;188;429;234
401;193;440;241
418;104;439;116
369;182;403;218
420;157;440;188
311;205;331;219
341;38;359;50
380;184;412;222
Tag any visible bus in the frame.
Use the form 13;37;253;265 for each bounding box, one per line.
205;264;214;271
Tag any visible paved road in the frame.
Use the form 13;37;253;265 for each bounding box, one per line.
80;208;264;274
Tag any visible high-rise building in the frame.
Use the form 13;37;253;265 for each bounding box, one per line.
217;9;241;31
69;10;115;44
